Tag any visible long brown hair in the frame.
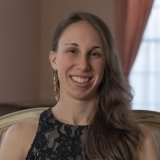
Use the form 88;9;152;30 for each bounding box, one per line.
51;12;143;160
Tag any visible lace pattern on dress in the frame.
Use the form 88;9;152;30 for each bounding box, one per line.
26;108;88;160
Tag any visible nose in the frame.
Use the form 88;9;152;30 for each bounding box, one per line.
76;55;90;71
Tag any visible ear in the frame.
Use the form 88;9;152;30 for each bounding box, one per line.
49;51;57;70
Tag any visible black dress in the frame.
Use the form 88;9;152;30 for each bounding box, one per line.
26;108;88;160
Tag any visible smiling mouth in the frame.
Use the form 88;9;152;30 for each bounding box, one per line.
70;76;91;84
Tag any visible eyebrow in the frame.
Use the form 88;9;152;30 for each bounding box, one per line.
64;43;102;49
64;43;78;46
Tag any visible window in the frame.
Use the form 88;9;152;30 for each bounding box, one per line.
130;0;160;111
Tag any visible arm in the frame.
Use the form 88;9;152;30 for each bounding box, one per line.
138;125;160;160
0;124;26;160
0;118;38;160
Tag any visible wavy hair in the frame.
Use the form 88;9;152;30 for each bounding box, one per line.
51;12;143;160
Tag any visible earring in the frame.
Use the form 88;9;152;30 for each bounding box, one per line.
52;70;59;101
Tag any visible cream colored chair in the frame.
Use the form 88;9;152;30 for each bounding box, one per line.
134;110;160;152
0;108;160;152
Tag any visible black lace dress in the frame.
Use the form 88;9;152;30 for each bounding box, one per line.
26;108;88;160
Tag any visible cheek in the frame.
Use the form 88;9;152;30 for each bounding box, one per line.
56;55;72;73
94;61;105;75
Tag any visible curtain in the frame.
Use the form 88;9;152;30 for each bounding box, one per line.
114;0;154;78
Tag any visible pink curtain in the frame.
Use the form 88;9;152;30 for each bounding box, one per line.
114;0;154;78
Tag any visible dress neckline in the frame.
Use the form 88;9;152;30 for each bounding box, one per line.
48;108;89;128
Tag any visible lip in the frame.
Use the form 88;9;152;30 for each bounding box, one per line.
69;75;92;86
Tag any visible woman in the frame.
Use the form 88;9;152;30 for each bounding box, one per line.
0;12;159;160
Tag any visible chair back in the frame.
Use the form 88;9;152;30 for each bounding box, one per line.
134;110;160;151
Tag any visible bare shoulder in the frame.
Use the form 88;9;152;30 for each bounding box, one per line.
138;124;160;160
0;117;39;160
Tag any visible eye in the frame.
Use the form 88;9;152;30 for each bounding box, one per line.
66;48;78;55
89;51;102;58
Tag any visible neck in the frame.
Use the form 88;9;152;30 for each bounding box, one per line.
52;96;98;125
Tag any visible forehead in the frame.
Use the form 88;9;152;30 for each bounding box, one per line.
58;21;102;46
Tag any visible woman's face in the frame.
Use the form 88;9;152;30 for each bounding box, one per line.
50;21;105;101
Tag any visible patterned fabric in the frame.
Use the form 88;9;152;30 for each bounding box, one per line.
26;108;88;160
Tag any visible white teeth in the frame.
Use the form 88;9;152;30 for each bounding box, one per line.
71;76;90;84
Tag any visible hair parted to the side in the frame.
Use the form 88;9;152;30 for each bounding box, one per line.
51;12;143;160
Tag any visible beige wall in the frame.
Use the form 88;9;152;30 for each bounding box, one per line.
0;0;115;107
0;0;40;106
